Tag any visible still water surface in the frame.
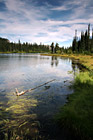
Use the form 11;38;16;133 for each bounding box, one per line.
0;53;79;139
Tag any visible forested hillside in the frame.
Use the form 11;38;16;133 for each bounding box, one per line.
0;38;50;53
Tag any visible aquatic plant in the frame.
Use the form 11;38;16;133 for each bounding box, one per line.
0;92;40;139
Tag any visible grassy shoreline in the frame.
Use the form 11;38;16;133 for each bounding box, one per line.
40;53;93;70
41;53;93;140
56;72;93;140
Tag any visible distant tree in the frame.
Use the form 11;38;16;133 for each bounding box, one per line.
85;24;91;52
71;24;93;54
72;37;78;53
55;43;59;53
0;37;9;52
80;31;85;53
50;42;54;53
84;30;88;51
90;28;93;52
18;40;22;52
72;30;78;53
0;37;49;53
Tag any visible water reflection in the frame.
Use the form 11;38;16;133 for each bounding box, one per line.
0;54;82;139
51;56;59;67
71;59;86;76
72;62;79;75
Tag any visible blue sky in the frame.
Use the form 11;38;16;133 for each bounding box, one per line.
0;0;93;47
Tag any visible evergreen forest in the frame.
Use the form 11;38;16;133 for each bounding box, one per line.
0;24;93;54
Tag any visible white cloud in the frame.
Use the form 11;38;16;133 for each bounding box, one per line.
0;0;93;46
51;0;86;11
51;5;70;11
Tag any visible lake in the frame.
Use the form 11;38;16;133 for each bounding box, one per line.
0;53;80;140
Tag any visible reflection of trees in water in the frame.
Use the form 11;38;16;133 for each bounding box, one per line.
60;57;72;65
71;60;81;75
51;56;59;67
72;63;77;75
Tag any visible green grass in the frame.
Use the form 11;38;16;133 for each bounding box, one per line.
56;72;93;140
41;53;93;70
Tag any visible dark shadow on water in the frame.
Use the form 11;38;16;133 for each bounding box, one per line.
72;59;87;73
51;56;59;67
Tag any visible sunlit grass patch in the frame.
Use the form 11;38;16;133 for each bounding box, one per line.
56;72;93;140
74;72;93;86
68;71;73;74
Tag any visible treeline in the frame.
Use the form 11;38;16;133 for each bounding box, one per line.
0;24;93;54
50;42;71;54
0;38;50;53
72;24;93;54
0;37;68;54
50;24;93;54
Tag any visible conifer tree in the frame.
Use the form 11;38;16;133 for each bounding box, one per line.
72;30;78;53
90;28;93;52
85;30;88;51
80;31;85;52
55;43;59;53
87;24;91;52
50;42;54;53
72;24;93;54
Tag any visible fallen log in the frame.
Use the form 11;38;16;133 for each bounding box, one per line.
15;79;56;96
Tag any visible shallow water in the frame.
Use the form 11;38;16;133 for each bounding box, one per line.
0;53;80;139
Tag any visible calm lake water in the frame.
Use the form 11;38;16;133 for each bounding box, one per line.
0;53;79;140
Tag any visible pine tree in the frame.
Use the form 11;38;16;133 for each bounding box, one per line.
80;31;85;52
85;30;88;51
87;24;91;52
55;43;59;53
50;42;54;53
90;28;93;52
72;30;78;53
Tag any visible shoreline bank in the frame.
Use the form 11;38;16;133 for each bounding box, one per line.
40;53;93;71
40;53;93;140
41;53;93;140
